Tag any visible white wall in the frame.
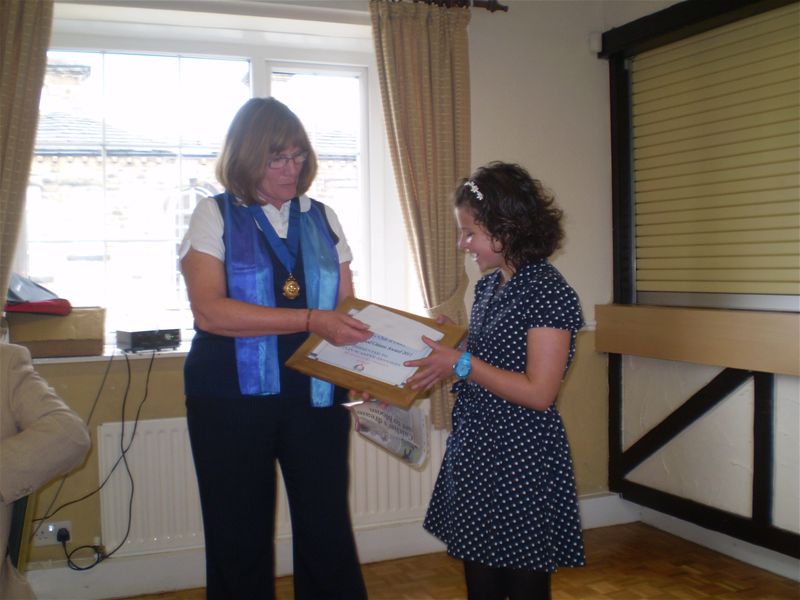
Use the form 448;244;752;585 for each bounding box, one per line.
466;0;676;324
468;0;610;324
622;357;800;535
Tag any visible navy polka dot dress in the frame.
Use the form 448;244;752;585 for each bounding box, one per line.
423;259;586;572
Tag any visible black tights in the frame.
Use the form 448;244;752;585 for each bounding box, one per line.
463;560;551;600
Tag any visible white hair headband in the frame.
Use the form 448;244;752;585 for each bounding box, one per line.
464;180;483;201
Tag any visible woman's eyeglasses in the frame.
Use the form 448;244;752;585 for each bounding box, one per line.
268;151;309;169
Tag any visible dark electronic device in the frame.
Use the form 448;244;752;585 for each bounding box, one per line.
116;328;181;353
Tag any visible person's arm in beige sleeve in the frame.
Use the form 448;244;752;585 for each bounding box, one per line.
0;343;91;504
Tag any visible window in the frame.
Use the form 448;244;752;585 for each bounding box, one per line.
270;67;368;291
24;51;250;336
17;5;410;344
603;0;799;312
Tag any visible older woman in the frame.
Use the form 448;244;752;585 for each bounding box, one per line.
180;97;370;599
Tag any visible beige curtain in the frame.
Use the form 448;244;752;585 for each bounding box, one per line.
370;0;471;430
0;0;53;319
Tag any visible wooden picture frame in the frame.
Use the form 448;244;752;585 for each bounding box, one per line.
286;297;466;409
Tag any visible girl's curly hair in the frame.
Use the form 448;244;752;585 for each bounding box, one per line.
455;162;564;269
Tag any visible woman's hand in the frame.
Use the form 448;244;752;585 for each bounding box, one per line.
310;309;372;346
346;389;372;404
404;336;461;391
432;314;456;327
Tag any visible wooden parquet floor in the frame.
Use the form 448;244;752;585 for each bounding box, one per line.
118;523;799;600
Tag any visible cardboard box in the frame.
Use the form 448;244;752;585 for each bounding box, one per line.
6;307;106;358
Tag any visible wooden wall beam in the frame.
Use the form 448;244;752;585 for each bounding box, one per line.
595;304;799;376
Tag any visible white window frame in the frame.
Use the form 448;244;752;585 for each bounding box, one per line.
266;61;373;296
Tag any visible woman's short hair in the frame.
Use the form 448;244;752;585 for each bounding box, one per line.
455;162;564;268
215;97;318;204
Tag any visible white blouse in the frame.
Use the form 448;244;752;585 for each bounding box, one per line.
179;194;353;264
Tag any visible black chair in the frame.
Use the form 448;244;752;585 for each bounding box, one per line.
7;495;33;571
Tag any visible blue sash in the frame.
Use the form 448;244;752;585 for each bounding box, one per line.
218;192;339;406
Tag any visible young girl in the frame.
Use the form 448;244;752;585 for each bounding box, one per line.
406;162;585;599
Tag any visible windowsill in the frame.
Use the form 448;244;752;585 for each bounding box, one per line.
32;342;192;365
595;304;800;376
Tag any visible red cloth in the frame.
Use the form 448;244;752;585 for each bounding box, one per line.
4;299;73;316
5;274;73;316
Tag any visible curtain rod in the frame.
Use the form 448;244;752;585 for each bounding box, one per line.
411;0;509;12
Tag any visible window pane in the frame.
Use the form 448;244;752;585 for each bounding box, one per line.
24;51;250;339
271;70;367;294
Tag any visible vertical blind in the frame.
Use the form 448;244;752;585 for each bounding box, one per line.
630;2;799;298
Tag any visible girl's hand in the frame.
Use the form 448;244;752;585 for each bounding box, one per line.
311;310;372;346
404;336;461;391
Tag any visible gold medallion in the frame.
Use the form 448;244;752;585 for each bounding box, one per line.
282;274;301;300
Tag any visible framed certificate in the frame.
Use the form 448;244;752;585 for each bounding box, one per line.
286;297;466;408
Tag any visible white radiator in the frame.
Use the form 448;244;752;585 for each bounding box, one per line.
99;415;445;558
98;417;204;556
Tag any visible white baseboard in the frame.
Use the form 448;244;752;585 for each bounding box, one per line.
276;521;447;577
26;520;447;600
26;548;207;600
578;491;642;529
638;506;800;582
581;497;799;582
26;493;796;599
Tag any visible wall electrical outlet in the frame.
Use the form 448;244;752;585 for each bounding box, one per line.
32;521;71;546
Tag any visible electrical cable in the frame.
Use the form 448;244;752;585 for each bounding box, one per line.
62;349;157;570
30;350;117;541
63;540;105;571
57;527;102;572
29;349;157;570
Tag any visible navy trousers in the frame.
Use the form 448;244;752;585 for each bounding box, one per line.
186;392;367;600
